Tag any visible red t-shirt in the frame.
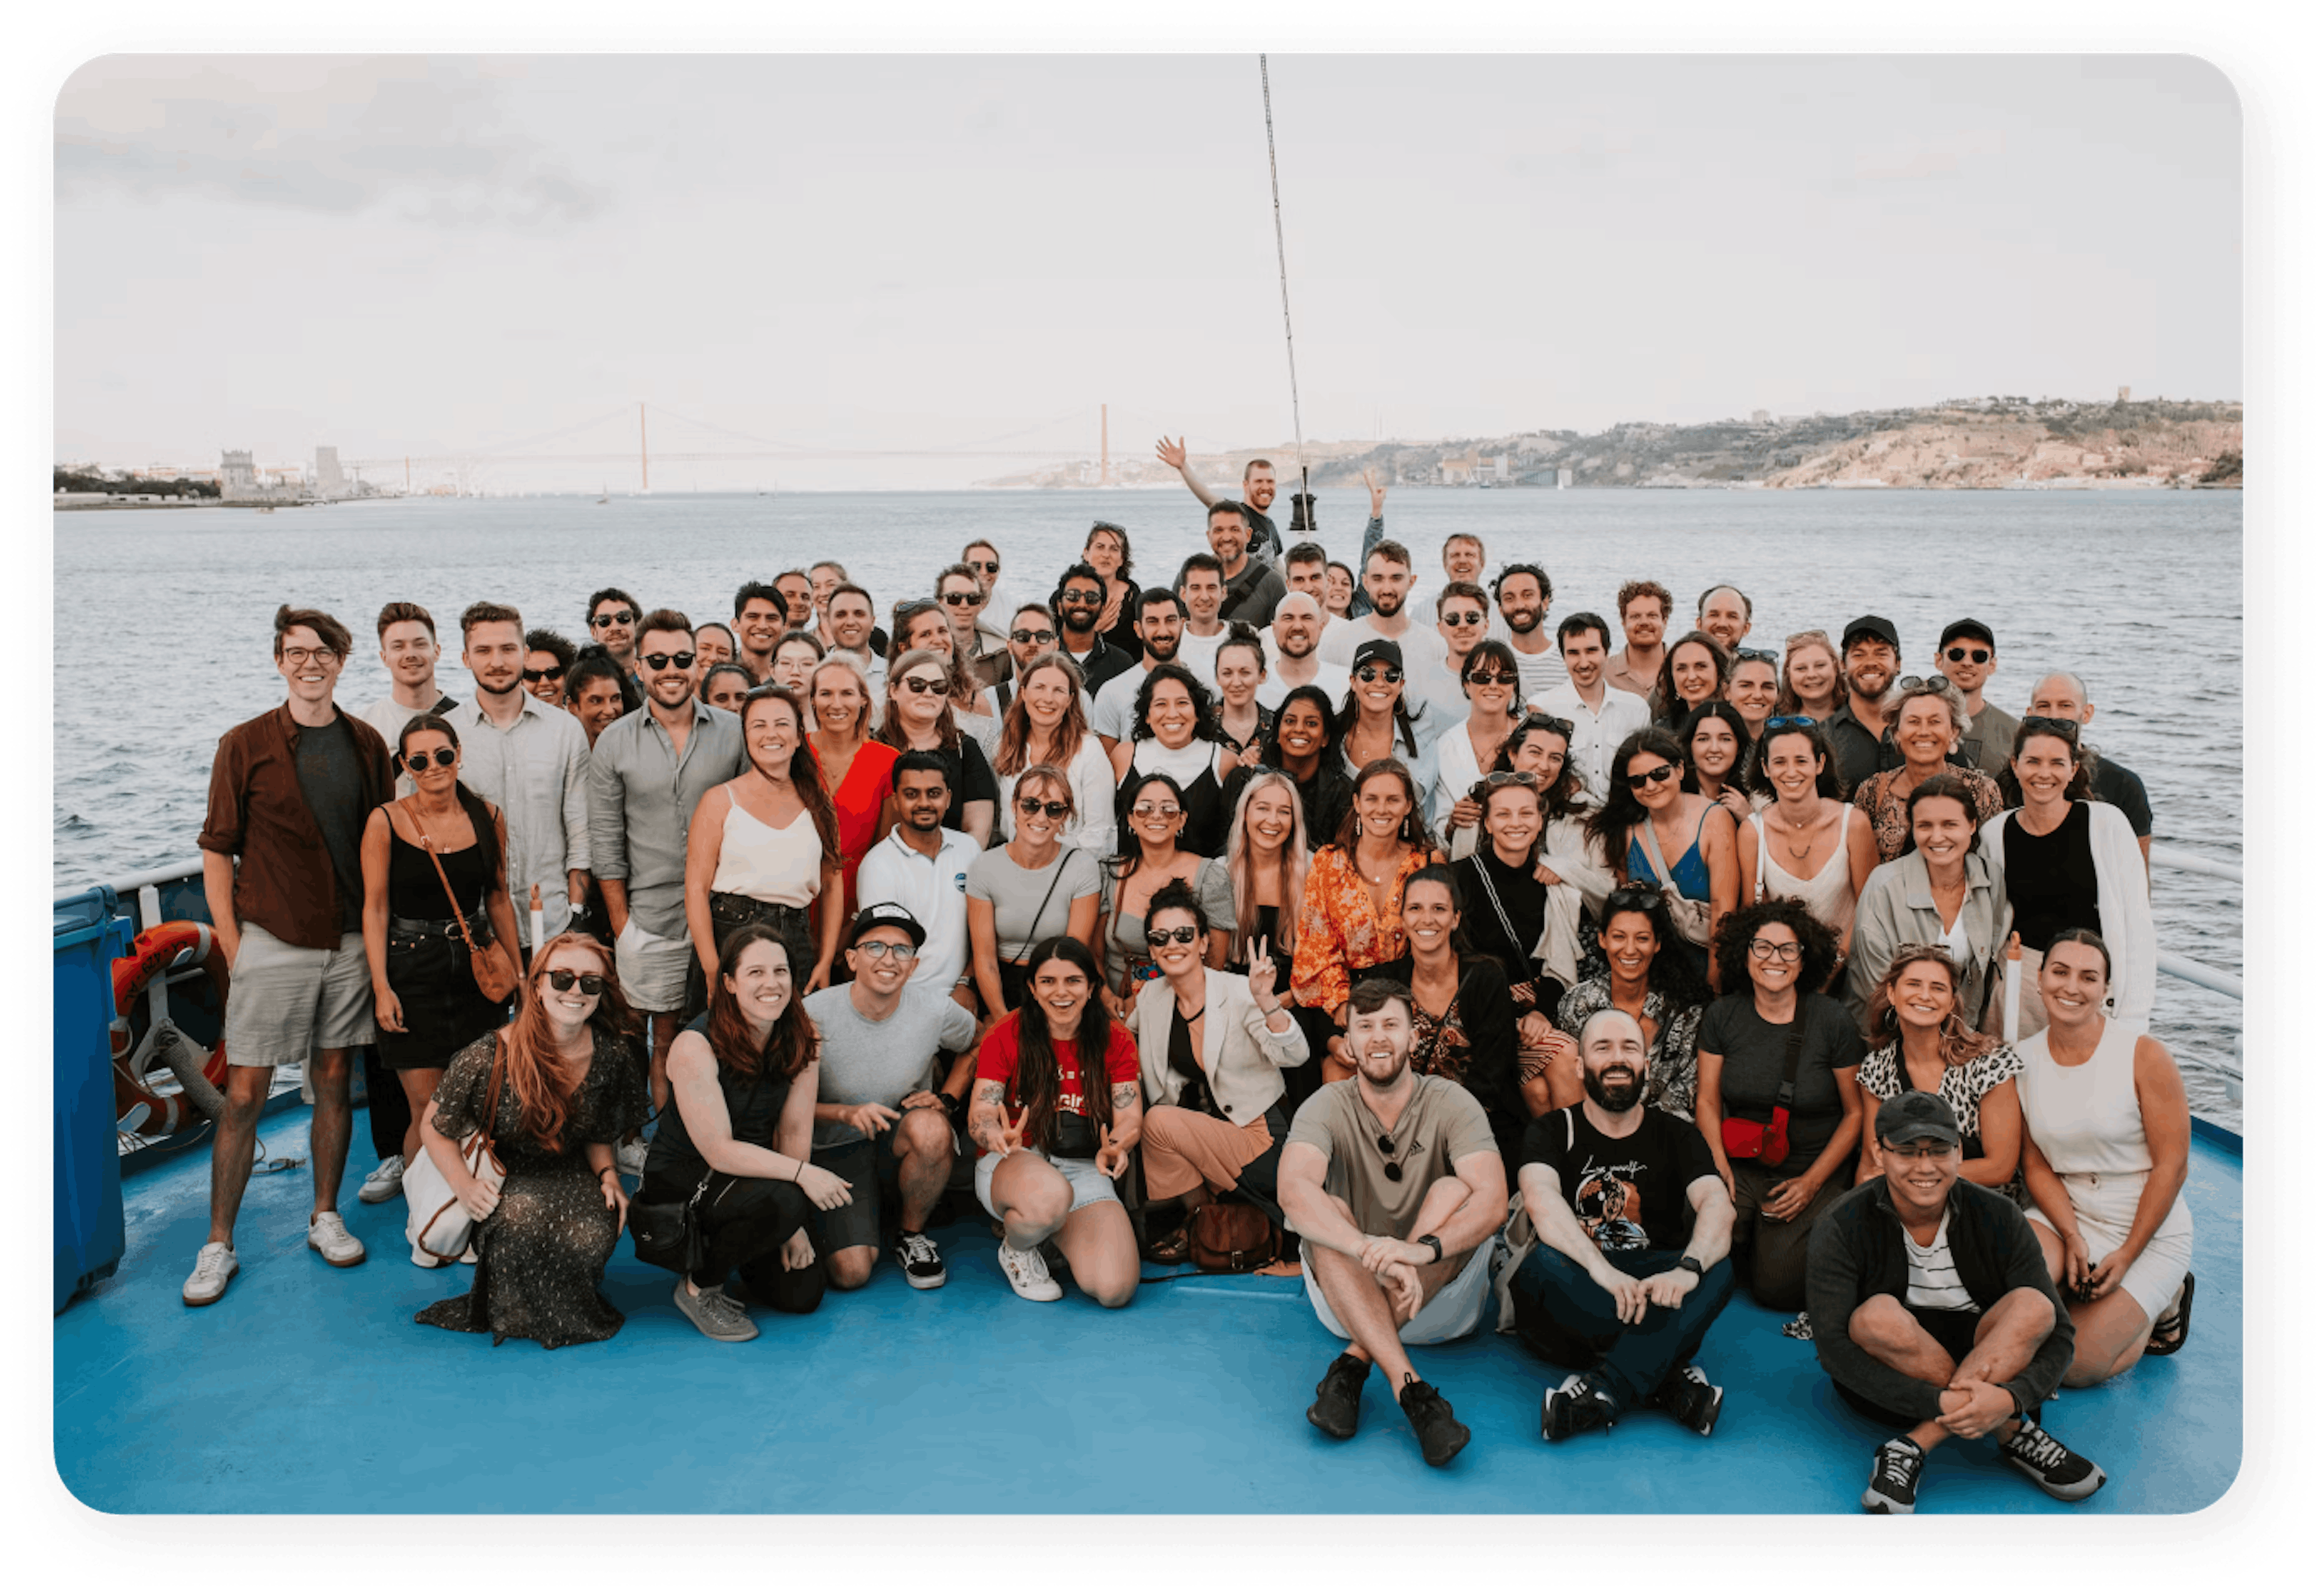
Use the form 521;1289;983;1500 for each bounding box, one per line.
974;1009;1140;1121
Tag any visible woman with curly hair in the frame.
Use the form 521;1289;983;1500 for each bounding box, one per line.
1587;726;1739;988
1852;945;2025;1196
1556;883;1713;1121
1692;896;1866;1311
1109;662;1237;857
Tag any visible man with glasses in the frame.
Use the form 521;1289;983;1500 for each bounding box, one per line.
1531;612;1650;808
803;904;981;1292
1492;563;1567;703
1049;562;1135;698
586;587;644;685
1413;581;1494;723
1279;979;1507;1468
1093;589;1187;757
588;607;744;1158
936;562;1011;692
1511;1009;1737;1442
993;603;1080;716
185;606;394;1306
1696;585;1753;655
1826;614;1903;798
522;629;575;709
1809;1091;2102;1514
1930;619;2017;779
1209;500;1288;627
961;538;1011;617
1258;590;1348;710
854;752;981;1011
731;581;788;686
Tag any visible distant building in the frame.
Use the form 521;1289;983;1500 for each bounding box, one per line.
314;446;345;497
220;450;258;495
1751;409;1771;426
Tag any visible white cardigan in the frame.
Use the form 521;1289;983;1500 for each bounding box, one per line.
994;732;1117;859
1125;967;1309;1127
1979;801;2155;1032
1446;812;1613;989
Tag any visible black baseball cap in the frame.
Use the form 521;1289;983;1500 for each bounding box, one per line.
1350;637;1405;674
849;903;926;949
1841;614;1900;654
1876;1090;1962;1148
1939;617;1996;650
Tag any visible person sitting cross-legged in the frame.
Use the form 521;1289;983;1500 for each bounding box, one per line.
1278;979;1508;1468
1808;1090;2105;1515
1511;1009;1738;1442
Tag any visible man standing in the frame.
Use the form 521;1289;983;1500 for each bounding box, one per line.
825;584;887;695
1605;581;1673;700
1092;590;1186;755
1696;585;1754;655
1999;671;2154;866
588;608;744;1146
853;753;981;1010
446;602;593;966
937;563;1012;692
774;570;816;631
358;602;461;780
1532;613;1652;809
732;581;787;686
1492;564;1567;704
1281;541;1331;607
1809;1092;2104;1514
586;587;643;682
1050;562;1135;699
805;905;981;1291
991;602;1061;714
1155;435;1284;561
1209;501;1288;627
1258;591;1348;711
1174;552;1229;686
185;606;393;1306
1511;1010;1736;1441
814;564;889;659
1319;540;1420;667
1826;614;1903;798
961;538;1010;617
1930;619;2016;778
1413;582;1494;724
1279;980;1506;1467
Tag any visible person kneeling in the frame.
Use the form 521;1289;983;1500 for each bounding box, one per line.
1808;1090;2105;1514
1278;980;1507;1468
1511;1009;1737;1441
966;936;1143;1308
636;925;854;1341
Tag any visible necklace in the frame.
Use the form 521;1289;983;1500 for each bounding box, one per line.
1768;802;1822;864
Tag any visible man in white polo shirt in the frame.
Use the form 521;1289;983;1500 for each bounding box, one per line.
852;750;980;1009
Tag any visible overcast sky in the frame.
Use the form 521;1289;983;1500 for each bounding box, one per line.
53;53;2240;490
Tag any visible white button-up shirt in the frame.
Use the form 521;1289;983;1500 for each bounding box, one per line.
1529;680;1652;810
445;691;596;939
853;824;981;997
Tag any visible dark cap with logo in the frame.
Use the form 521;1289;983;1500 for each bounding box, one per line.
849;902;926;949
1877;1089;1962;1148
1350;637;1405;675
1938;617;1996;650
1840;614;1900;654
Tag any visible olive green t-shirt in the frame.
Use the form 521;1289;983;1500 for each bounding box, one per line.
1286;1074;1497;1240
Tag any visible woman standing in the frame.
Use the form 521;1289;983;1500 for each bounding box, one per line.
771;631;826;695
1981;718;2155;1033
1338;639;1445;811
1081;520;1144;659
413;932;650;1347
1588;728;1739;987
992;654;1113;856
968;763;1103;1015
1693;899;1866;1312
1110;663;1237;858
1651;630;1731;730
1211;625;1273;761
361;716;524;1170
1852;676;2004;858
890;597;1000;756
1223;684;1350;852
1128;882;1309;1261
806;656;899;923
875;647;1000;847
1097;772;1235;1008
1737;718;1876;974
636;926;848;1340
1678;699;1756;823
1368;865;1527;1174
1776;630;1842;720
683;684;846;1014
968;936;1143;1307
1852;946;2025;1194
1557;885;1712;1122
1290;758;1442;1038
1850;774;2014;1033
1429;639;1525;840
1725;646;1782;748
2017;930;2195;1381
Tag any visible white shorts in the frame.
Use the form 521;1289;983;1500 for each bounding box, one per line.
974;1148;1122;1219
613;919;693;1015
2026;1169;2195;1323
1302;1233;1497;1347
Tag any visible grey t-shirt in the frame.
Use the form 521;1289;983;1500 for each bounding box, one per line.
967;845;1102;963
1091;663;1153;743
1287;1075;1497;1243
804;982;979;1148
295;713;369;933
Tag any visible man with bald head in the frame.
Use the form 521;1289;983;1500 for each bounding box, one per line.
1695;585;1753;655
1260;588;1349;710
1998;671;2154;868
1510;1008;1738;1441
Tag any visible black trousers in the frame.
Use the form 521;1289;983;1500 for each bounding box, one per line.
362;1046;409;1161
647;1168;828;1314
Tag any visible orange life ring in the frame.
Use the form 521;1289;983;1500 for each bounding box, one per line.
111;921;232;1137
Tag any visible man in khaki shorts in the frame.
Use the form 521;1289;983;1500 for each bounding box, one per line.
185;606;396;1306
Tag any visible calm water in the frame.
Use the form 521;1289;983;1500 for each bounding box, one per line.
52;487;2243;1121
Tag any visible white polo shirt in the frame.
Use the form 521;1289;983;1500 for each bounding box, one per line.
852;824;980;997
1529;680;1652;810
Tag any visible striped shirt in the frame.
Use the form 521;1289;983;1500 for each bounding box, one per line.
1903;1213;1977;1311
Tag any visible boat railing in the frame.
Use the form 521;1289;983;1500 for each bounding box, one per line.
2147;842;2243;1002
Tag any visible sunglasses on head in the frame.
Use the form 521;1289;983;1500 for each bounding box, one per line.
1010;628;1056;645
1144;925;1200;947
1944;646;1991;664
640;651;696;671
1763;714;1820;731
401;748;457;770
941;591;980;606
1015;795;1071;819
544;970;607;994
1734;648;1778;665
2021;714;2080;739
1478;769;1542;790
1354;665;1403;684
1517;712;1575;738
521;666;565;682
1624;762;1678;789
590;609;636;628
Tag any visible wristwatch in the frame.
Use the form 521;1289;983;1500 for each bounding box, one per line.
1676;1256;1705;1278
936;1090;961;1118
1418;1233;1444;1264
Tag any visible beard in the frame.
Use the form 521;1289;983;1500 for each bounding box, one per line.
1145;633;1180;663
1062;605;1100;633
1583;1067;1644;1113
1849;662;1897;698
1368;587;1406;618
1504;605;1541;636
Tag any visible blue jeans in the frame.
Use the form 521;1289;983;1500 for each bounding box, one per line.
1509;1245;1735;1412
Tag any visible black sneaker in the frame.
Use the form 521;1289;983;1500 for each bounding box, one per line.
1398;1376;1471;1467
892;1230;947;1290
1652;1362;1723;1438
1862;1436;1924;1514
1541;1373;1619;1442
1999;1418;2107;1502
1306;1352;1370;1439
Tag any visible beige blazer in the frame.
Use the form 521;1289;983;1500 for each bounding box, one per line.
1126;967;1307;1126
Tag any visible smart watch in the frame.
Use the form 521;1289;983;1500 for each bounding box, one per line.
1419;1233;1444;1264
1677;1256;1705;1278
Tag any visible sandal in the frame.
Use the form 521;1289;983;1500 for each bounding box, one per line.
1142;1224;1192;1265
2146;1271;2195;1357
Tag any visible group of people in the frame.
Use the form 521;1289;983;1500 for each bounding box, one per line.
180;450;2197;1508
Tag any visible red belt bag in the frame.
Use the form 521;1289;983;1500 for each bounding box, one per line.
1720;1012;1807;1169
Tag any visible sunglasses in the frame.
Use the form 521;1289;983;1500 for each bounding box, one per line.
544;970;607;994
1354;665;1404;684
1734;648;1779;665
1144;925;1200;947
1130;803;1183;819
1059;587;1103;605
1015;795;1071;819
1465;668;1518;686
968;559;1001;574
898;675;948;696
941;591;981;606
521;666;565;683
401;748;457;770
640;651;696;671
1624;763;1678;789
1605;884;1664;912
1944;646;1991;664
2021;714;2080;740
1763;714;1820;731
1517;712;1575;738
1442;610;1486;627
1477;770;1542;790
1375;1132;1410;1183
1010;628;1057;645
590;610;636;628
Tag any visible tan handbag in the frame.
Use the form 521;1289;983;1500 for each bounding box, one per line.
405;799;519;1003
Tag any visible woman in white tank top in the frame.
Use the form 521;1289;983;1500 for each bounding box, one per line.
2016;930;2195;1386
1737;719;1877;983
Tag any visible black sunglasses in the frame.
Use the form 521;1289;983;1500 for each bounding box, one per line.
544;970;607;994
401;748;457;770
640;651;696;671
898;674;948;696
1144;925;1200;947
1442;610;1486;627
1375;1132;1407;1183
1010;628;1057;645
968;559;1001;573
1945;646;1992;664
1059;587;1103;605
1516;712;1575;738
1464;669;1519;686
941;591;980;606
590;609;636;628
2021;715;2080;740
1354;665;1404;684
1624;762;1678;789
1734;648;1779;665
521;666;565;682
1015;795;1071;819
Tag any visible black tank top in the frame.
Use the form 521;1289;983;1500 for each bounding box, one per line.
642;1012;794;1182
386;817;491;921
2003;803;2100;958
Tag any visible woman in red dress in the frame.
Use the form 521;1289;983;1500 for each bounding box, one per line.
805;654;898;921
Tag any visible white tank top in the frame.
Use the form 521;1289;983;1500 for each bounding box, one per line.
2016;1018;2150;1177
1748;806;1858;937
708;787;822;908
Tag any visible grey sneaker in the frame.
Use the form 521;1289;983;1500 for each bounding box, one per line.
307;1210;367;1268
2000;1418;2106;1502
1863;1436;1925;1514
673;1279;759;1342
358;1154;406;1204
182;1242;238;1306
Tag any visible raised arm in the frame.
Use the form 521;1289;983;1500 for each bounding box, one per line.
1154;435;1220;509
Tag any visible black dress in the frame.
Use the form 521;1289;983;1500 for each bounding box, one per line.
415;1028;650;1349
379;822;503;1070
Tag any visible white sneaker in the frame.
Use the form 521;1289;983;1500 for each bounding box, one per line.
410;1243;449;1269
358;1154;406;1204
182;1242;238;1306
615;1138;649;1179
307;1210;367;1268
998;1242;1062;1302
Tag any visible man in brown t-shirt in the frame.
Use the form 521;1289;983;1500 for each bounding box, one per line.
1280;979;1507;1467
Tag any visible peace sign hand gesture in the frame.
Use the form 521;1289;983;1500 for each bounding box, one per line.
1362;467;1387;518
993;1104;1030;1159
1246;936;1281;1005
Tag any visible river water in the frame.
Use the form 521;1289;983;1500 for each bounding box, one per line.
51;486;2243;1122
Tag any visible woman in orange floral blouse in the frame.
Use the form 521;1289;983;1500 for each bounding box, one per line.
1291;758;1444;1079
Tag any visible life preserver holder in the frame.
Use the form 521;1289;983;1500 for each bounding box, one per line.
111;921;232;1137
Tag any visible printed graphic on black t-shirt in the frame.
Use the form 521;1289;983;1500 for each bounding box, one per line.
1569;1150;1654;1252
1521;1106;1717;1254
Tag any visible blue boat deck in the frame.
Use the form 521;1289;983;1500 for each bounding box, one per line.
54;1106;2242;1515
